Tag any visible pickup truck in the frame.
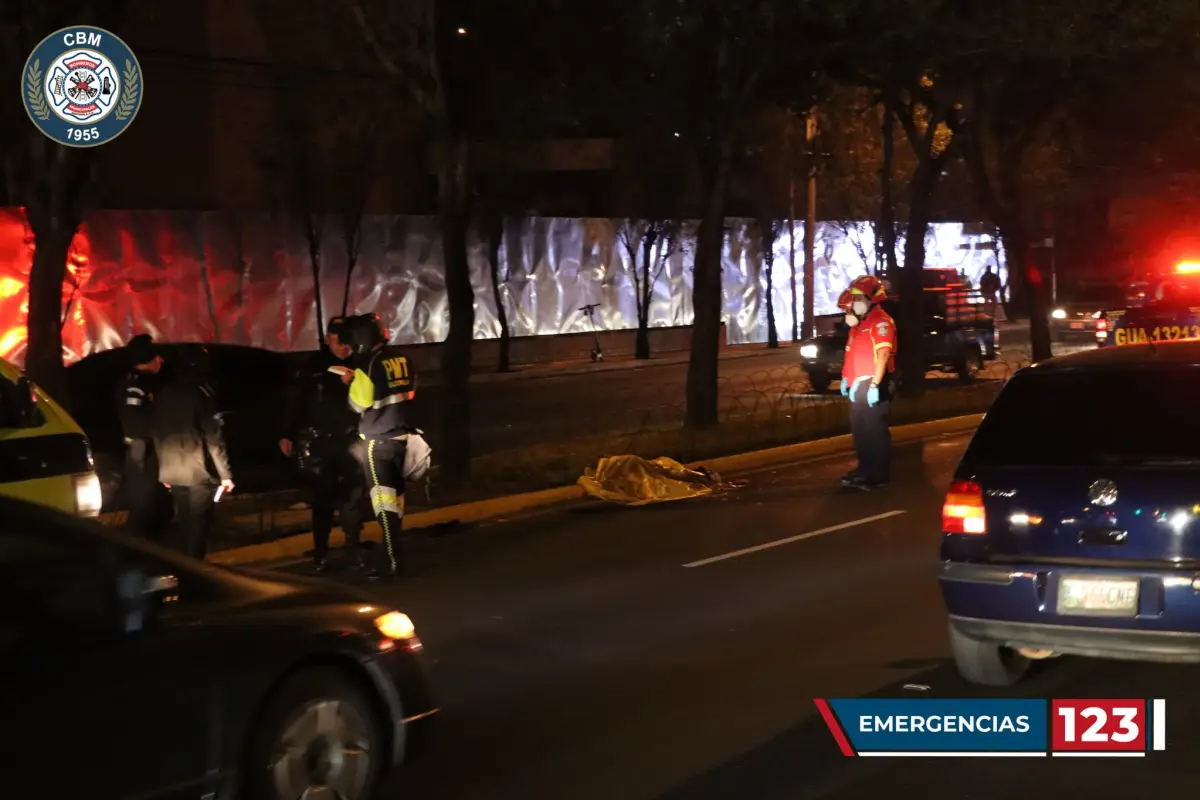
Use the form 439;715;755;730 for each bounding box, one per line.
1098;268;1200;347
798;284;998;391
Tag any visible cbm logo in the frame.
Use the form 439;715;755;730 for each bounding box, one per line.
22;26;144;148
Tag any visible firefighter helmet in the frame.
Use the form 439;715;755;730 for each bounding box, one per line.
838;275;887;313
848;274;887;305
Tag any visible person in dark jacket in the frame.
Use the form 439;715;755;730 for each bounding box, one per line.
340;313;417;581
116;334;164;538
152;345;234;559
280;318;366;574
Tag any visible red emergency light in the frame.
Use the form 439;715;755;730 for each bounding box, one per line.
1176;261;1200;273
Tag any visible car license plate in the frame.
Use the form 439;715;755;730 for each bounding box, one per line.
1114;325;1200;346
1069;322;1084;329
1057;575;1139;617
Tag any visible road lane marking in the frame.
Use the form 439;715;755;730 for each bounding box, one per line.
682;510;908;568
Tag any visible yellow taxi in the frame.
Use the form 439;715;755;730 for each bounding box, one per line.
0;357;102;516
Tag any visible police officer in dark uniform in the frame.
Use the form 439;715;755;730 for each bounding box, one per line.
116;334;164;537
152;345;234;559
280;317;366;574
837;275;897;491
340;314;416;581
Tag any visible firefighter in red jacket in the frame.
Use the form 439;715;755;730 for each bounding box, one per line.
837;275;897;490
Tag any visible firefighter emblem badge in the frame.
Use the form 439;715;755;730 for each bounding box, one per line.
22;26;143;148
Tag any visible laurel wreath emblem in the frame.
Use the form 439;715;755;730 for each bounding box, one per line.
115;59;139;121
25;59;50;121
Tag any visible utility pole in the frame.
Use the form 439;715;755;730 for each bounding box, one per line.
802;107;817;339
788;118;798;343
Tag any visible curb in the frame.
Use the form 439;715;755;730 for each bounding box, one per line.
204;412;984;567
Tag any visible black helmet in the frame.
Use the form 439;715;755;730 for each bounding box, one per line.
343;313;387;357
125;333;156;365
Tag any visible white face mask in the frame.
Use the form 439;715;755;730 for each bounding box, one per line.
846;300;870;326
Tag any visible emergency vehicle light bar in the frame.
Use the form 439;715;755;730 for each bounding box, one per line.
1176;261;1200;274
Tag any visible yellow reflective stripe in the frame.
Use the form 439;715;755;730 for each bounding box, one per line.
348;368;374;412
371;393;407;410
873;342;893;351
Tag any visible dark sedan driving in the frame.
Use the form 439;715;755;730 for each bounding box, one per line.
1;497;437;799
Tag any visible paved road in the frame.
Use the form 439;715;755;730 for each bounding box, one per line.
265;423;1187;799
411;331;1087;457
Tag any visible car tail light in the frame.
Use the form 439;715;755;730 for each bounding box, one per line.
943;480;987;535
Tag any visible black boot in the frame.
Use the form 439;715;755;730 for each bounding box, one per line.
366;566;400;582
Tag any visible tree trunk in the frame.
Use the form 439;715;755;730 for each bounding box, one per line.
484;214;510;372
1004;228;1053;362
306;219;325;347
24;224;74;403
636;238;653;359
341;218;361;318
897;160;939;397
759;218;778;348
635;313;651;360
686;144;731;430
880;102;898;278
438;137;474;480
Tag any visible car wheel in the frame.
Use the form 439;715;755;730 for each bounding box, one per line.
948;622;1031;686
243;667;387;800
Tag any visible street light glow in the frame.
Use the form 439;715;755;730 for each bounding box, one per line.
456;27;468;35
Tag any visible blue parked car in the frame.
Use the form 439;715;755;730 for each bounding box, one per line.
940;340;1200;685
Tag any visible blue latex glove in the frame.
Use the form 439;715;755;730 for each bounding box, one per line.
840;378;849;397
849;376;866;400
867;383;880;407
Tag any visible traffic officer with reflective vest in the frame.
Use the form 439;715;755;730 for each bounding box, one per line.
838;275;897;490
339;314;417;581
117;334;165;537
279;317;366;574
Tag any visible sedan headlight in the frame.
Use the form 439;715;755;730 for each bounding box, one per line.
1051;308;1067;319
73;472;103;517
799;344;819;359
375;611;416;640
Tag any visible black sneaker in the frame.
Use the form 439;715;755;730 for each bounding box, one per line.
839;472;862;488
311;558;329;574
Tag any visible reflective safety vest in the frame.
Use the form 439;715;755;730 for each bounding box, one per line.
348;345;415;439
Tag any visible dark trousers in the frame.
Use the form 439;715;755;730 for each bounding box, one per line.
124;440;159;538
850;380;892;484
361;438;408;574
171;484;216;560
309;454;366;560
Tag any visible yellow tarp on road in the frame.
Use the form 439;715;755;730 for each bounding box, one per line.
577;455;720;506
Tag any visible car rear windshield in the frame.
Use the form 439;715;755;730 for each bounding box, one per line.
1071;287;1124;306
964;368;1200;467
